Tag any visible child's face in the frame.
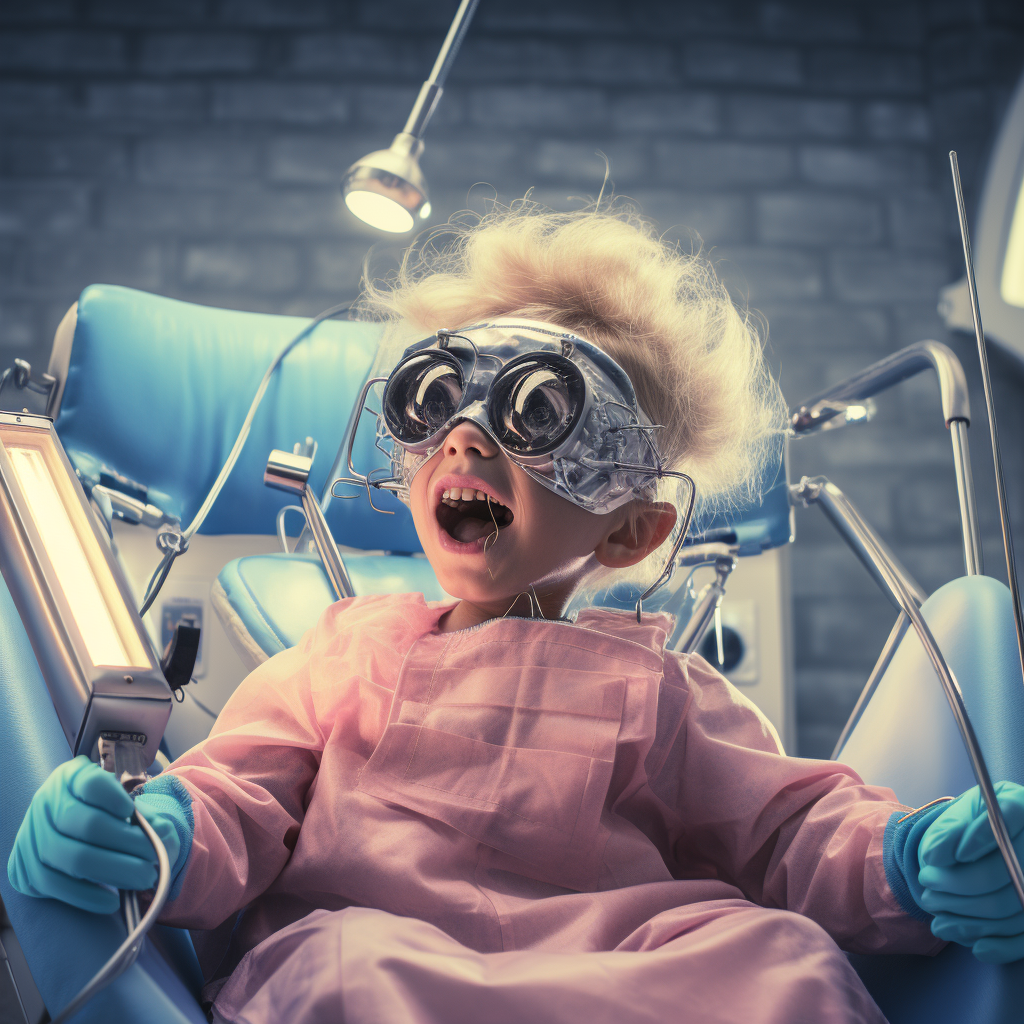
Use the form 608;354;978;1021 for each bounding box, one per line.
409;420;612;614
408;420;675;623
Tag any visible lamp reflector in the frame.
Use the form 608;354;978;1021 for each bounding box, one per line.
344;190;415;234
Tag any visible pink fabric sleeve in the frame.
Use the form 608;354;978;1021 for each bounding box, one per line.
155;615;332;929
655;653;944;956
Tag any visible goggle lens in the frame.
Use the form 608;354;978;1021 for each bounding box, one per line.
490;357;585;455
383;352;464;444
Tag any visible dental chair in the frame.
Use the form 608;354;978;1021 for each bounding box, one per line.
0;284;1022;1023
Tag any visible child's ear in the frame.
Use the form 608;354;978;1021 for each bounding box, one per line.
594;502;677;569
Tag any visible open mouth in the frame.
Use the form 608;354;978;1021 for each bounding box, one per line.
436;487;514;544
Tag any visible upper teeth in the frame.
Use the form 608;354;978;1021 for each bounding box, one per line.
442;487;491;503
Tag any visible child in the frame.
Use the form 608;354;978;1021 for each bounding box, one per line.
10;202;1024;1024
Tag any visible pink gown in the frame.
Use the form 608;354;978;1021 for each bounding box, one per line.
155;593;942;1024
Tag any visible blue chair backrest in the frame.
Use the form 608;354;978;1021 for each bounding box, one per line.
56;283;422;553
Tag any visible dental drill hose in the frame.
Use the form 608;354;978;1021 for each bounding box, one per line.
48;801;171;1024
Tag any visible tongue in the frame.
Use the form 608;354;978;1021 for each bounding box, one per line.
453;516;496;543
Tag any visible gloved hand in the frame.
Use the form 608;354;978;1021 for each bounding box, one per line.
7;755;191;915
915;781;1024;964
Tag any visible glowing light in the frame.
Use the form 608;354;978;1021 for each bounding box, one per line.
1001;173;1024;308
344;191;415;234
8;446;131;667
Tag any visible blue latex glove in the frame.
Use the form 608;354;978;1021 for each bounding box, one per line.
915;781;1024;964
7;755;192;915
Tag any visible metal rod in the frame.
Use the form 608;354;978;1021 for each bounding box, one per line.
831;612;910;760
949;150;1024;690
793;478;927;609
797;475;1024;912
950;419;983;576
301;486;355;600
790;340;970;435
403;0;481;138
676;556;737;654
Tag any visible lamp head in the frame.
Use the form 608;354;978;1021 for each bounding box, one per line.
341;132;432;234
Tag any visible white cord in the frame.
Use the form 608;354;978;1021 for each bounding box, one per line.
49;807;171;1024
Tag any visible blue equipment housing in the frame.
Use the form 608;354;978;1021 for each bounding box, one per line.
1;284;1023;1023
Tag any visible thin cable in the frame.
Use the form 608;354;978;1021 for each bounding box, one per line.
49;807;171;1024
137;302;353;616
949;151;1024;691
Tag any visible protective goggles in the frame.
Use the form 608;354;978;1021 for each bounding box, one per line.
339;319;696;611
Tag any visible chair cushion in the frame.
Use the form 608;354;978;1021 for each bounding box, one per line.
213;551;450;667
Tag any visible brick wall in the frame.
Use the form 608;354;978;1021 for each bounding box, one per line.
1;1;1022;756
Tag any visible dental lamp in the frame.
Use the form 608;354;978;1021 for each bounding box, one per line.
0;411;171;781
341;0;480;233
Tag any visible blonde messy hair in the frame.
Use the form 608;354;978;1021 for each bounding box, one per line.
357;199;787;587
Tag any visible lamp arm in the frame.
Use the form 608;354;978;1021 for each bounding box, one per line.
403;0;481;139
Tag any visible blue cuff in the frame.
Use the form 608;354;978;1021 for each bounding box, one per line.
883;799;953;922
134;773;194;901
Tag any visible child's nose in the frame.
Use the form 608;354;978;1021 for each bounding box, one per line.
443;419;500;459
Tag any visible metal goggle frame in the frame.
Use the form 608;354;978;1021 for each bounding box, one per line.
337;320;696;618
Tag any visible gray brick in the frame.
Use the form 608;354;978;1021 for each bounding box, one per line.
1;135;128;179
626;189;751;245
866;5;926;45
467;86;609;131
532;141;647;183
893;474;976;543
310;240;381;291
0;1;75;21
887;192;949;251
267;136;364;184
728;95;853;139
830;250;949;303
757;193;883;245
864;100;930;141
288;32;430;78
355;84;465;131
928;30;1024;88
213;83;351;124
140;32;261;75
898;543;974;596
451;38;677;87
760;303;889;354
0;183;91;235
628;1;761;37
795;721;843;760
86;82;208;120
685;41;802;87
808;48;923;95
760;2;864;42
87;0;209;24
137;136;259;184
474;0;626;33
100;184;352;238
790;544;892;599
423;140;527;188
217;0;336;26
0;299;37;349
712;245;824;302
0;82;79;119
181;240;300;293
794;596;898;668
0;31;126;72
799;144;928;187
654;140;794;187
26;235;164;291
610;91;720;135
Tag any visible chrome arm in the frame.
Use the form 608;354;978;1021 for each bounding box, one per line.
796;474;1024;913
676;554;737;654
951;420;983;575
790;341;981;579
791;477;927;609
265;449;354;600
790;340;970;432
